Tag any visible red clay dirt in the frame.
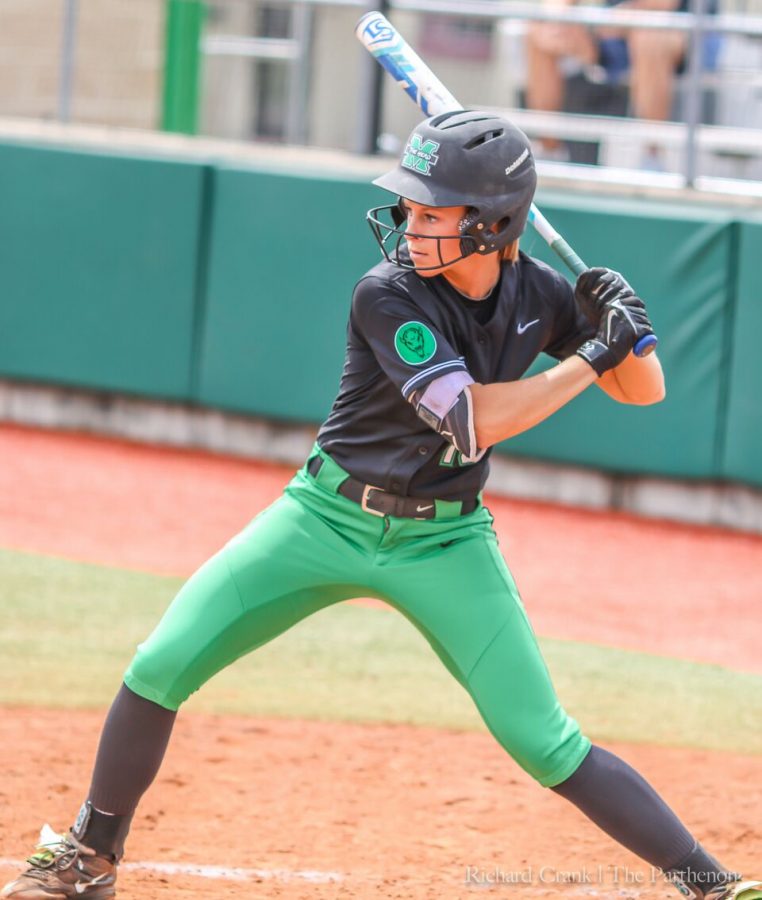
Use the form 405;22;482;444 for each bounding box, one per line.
0;424;760;900
0;710;760;900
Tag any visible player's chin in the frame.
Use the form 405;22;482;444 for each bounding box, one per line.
409;254;447;276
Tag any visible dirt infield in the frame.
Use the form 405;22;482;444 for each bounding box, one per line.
0;424;760;899
1;709;760;900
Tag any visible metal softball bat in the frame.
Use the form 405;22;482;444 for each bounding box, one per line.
355;10;658;358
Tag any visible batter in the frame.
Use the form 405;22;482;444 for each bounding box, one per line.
3;111;758;900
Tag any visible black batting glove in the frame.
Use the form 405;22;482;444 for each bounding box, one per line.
575;267;640;325
576;297;654;376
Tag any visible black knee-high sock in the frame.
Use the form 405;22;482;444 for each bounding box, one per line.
88;683;176;813
552;745;736;897
74;683;176;859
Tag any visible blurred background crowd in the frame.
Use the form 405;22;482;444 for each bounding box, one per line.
3;0;762;188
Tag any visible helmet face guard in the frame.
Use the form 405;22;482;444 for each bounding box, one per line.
366;203;480;271
368;110;537;270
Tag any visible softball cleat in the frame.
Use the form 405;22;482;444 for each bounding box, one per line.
704;882;762;900
1;825;116;898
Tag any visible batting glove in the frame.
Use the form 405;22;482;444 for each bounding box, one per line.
575;267;642;324
576;297;654;376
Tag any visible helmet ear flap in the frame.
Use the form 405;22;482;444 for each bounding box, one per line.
459;211;516;256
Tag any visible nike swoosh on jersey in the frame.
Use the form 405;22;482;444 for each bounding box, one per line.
416;504;434;512
517;318;540;334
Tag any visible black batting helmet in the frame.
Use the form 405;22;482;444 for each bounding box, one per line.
368;109;537;269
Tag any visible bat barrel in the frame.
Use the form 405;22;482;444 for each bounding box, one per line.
355;11;462;116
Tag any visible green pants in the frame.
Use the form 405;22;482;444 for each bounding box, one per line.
125;445;590;787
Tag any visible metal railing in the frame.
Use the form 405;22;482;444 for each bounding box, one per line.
202;4;314;143
49;0;762;193
381;0;762;186
392;0;762;35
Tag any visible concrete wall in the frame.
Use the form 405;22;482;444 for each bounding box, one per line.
201;2;258;141
0;0;62;120
0;0;163;128
308;6;365;151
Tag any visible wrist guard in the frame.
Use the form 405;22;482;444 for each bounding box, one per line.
576;339;617;377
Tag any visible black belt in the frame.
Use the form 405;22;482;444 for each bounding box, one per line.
307;455;477;519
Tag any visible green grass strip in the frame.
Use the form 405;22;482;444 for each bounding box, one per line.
1;548;759;754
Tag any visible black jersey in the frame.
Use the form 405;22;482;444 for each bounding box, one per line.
317;252;595;502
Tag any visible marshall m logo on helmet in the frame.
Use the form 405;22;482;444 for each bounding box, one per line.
402;134;440;176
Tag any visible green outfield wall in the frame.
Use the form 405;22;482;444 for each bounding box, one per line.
0;138;758;488
197;165;380;419
0;143;207;399
507;193;736;479
721;215;762;488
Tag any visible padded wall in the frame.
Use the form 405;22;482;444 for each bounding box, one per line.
502;192;735;478
1;136;758;487
721;216;762;487
196;165;380;420
0;143;206;398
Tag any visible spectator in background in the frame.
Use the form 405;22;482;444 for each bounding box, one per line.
526;0;718;169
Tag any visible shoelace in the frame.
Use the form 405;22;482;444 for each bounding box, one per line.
25;831;92;878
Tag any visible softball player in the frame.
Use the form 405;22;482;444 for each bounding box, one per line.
3;110;759;900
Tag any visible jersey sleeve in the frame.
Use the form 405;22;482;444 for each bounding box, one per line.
543;269;597;361
351;276;471;400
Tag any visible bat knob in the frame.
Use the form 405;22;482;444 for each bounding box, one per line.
634;334;658;358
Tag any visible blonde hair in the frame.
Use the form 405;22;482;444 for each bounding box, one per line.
501;239;520;263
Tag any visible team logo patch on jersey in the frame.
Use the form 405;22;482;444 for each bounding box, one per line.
395;321;437;365
401;134;440;176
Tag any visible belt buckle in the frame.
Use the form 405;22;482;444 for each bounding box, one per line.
361;483;387;517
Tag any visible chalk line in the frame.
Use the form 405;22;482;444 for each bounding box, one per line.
0;858;343;884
